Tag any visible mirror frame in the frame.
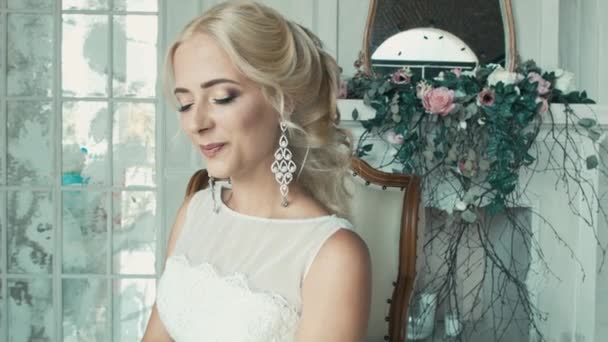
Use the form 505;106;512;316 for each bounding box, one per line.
359;0;517;74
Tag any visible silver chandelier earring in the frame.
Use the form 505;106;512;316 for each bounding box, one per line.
209;176;220;213
271;121;296;207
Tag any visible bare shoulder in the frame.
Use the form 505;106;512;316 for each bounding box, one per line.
313;228;371;276
298;228;372;341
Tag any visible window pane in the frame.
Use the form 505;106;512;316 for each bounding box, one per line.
113;0;157;12
62;101;109;186
62;0;108;10
1;100;5;185
0;280;3;337
113;102;156;187
113;278;155;341
7;191;53;274
7;101;53;186
62;191;107;273
112;191;156;275
7;279;53;342
63;279;109;341
0;15;4;79
0;192;4;274
62;14;109;97
7;14;54;97
8;0;54;10
113;15;157;98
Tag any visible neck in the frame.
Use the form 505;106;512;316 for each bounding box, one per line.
222;159;305;219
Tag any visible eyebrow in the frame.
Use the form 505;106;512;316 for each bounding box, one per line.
173;78;240;94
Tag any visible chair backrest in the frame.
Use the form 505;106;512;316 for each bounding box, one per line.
348;157;421;342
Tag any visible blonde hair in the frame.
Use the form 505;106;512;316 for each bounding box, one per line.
164;1;354;219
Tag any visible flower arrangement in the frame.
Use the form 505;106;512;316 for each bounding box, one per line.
344;60;601;340
345;61;595;216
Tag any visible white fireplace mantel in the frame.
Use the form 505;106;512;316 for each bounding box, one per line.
337;99;608;341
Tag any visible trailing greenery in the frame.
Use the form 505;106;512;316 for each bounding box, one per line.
345;60;601;341
347;61;595;217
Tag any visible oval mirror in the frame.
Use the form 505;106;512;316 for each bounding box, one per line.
359;0;517;77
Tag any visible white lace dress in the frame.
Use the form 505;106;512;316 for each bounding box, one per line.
156;183;353;341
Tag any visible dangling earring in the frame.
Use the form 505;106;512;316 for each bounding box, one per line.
209;176;220;213
271;121;297;207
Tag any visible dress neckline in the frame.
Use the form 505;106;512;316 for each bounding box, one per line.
217;183;337;224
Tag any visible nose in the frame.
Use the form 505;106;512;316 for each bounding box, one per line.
186;102;212;135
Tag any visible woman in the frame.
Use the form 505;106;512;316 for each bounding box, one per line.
143;1;371;341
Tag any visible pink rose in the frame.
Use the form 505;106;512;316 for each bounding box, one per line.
385;130;405;145
536;97;549;114
338;79;348;99
391;68;412;85
527;72;551;95
451;68;462;78
423;87;456;116
476;88;495;107
458;160;466;174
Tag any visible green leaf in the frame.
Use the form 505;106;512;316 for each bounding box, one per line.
362;144;374;152
363;93;371;106
352;108;359;121
578;118;597;128
361;120;373;131
461;209;478;223
586;155;599;170
588;128;602;142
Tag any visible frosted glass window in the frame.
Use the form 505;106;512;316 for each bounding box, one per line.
7;101;54;186
62;279;109;341
62;101;109;185
114;0;158;12
113;279;155;341
1;2;161;340
112;191;156;275
62;14;109;97
62;191;108;273
7;14;54;96
62;0;108;10
113;102;156;187
8;279;53;341
7;191;54;274
8;0;54;10
113;15;158;97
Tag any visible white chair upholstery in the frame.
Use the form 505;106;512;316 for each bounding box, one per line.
347;158;421;342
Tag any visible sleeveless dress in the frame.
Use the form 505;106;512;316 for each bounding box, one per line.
156;182;353;341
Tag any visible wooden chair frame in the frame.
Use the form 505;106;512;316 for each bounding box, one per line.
350;157;421;342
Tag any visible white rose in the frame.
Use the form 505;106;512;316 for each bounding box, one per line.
554;70;576;93
454;200;467;211
487;66;523;86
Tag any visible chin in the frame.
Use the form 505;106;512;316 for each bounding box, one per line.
205;163;232;180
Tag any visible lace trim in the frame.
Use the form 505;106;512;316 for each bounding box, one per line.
169;254;299;312
157;254;300;342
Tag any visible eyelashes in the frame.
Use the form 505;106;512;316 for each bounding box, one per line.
177;93;239;113
212;95;237;105
178;103;193;112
